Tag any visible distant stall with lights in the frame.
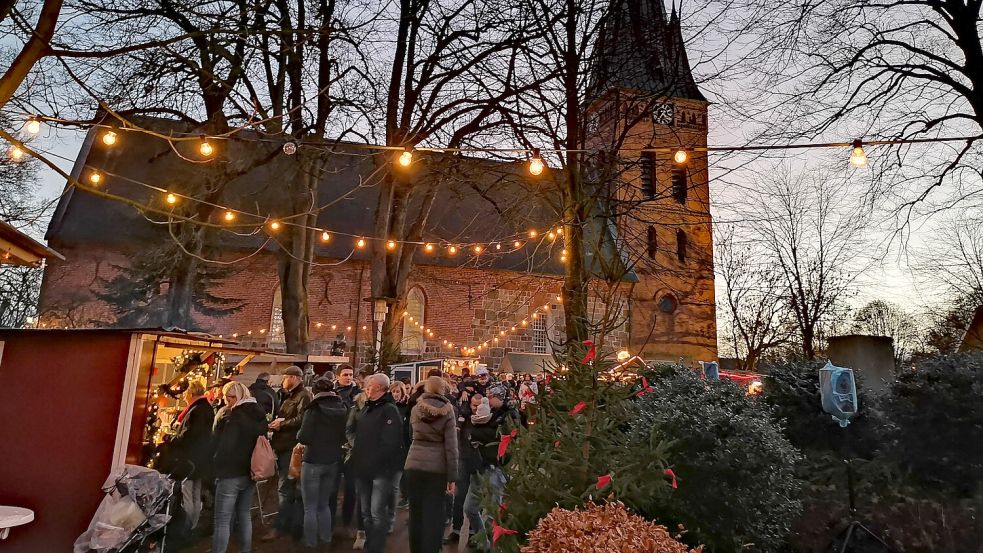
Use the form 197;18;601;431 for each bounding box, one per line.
0;328;304;553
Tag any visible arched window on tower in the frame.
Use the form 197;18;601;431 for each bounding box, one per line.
671;167;688;204
676;229;688;263
402;287;426;354
647;226;658;259
269;287;285;351
640;153;656;199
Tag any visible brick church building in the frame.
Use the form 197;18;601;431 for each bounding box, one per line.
38;0;717;369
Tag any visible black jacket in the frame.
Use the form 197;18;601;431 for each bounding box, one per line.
297;393;347;465
212;398;268;479
271;384;313;452
168;397;215;480
347;392;404;478
249;379;278;418
336;383;361;409
464;407;518;471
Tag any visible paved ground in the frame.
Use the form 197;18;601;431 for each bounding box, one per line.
184;481;470;553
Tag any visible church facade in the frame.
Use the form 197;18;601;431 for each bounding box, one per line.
37;0;717;369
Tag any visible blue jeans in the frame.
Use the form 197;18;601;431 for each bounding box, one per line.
464;466;506;549
385;471;402;534
275;449;302;534
357;473;398;553
301;461;339;548
213;476;255;553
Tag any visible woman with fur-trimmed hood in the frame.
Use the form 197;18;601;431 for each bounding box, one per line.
404;376;459;553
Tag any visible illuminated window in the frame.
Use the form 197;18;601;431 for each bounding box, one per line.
401;287;425;354
532;317;548;354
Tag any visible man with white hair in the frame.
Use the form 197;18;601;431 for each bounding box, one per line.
346;373;404;553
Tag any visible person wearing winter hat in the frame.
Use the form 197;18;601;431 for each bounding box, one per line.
297;377;347;550
463;387;518;551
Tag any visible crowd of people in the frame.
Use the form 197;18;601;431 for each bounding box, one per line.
164;363;539;553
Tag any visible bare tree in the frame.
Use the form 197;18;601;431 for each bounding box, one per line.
716;226;793;370
741;0;983;216
744;167;870;359
851;300;922;366
917;216;983;306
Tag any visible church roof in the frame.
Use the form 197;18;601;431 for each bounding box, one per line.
46;119;635;282
590;0;706;102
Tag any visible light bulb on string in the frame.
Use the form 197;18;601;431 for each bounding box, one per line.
9;146;25;161
165;193;178;205
513;241;521;248
199;137;215;157
397;148;413;167
448;245;458;255
321;231;331;242
529;229;538;238
495;243;502;251
224;210;236;222
269;220;281;231
673;149;688;164
473;245;483;254
387;240;397;251
528;148;546;175
26;118;41;135
547;230;556;240
356;238;366;249
102;131;118;146
849;140;868;168
424;243;435;253
88;171;103;185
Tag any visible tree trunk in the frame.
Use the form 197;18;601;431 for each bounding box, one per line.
276;157;320;355
0;0;63;109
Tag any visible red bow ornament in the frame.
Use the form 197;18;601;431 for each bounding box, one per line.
596;473;612;490
635;376;655;398
581;340;596;364
664;468;678;489
569;401;587;416
492;520;518;545
498;429;518;459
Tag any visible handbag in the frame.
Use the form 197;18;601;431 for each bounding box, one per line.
288;443;305;480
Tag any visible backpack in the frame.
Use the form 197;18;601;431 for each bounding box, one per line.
251;435;276;481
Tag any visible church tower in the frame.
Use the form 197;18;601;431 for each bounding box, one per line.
588;0;717;364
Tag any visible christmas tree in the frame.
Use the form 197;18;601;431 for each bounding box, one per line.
487;341;676;552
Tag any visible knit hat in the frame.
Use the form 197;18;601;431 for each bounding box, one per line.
472;398;492;424
475;365;490;377
283;365;304;377
486;384;508;401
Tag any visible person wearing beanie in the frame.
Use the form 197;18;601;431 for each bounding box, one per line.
462;384;518;551
297;377;347;550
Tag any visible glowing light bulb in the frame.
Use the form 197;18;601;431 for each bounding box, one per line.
424;243;435;253
532;313;538;319
500;330;506;336
26;118;41;135
356;238;366;248
88;171;102;184
102;131;118;146
556;295;563;303
9;146;25;161
269;220;281;230
224;210;236;222
849;140;868;168
556;228;563;235
397;148;413;167
560;255;567;263
387;240;397;251
165;193;178;205
316;322;323;328
548;231;556;240
331;324;337;330
674;149;688;164
473;245;482;254
448;245;458;255
521;320;528;326
528;148;546;176
529;229;538;238
513;241;521;248
321;231;331;242
617;350;631;362
495;243;502;250
199;139;214;157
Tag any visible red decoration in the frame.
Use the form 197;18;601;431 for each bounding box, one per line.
664;468;678;489
635;376;654;398
203;352;216;366
596;473;612;490
581;340;596;364
569;401;587;416
554;440;562;448
498;429;518;459
492;520;518;545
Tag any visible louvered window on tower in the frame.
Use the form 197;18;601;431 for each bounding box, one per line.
647;226;658;259
671;167;688;204
640;153;656;199
676;229;688;263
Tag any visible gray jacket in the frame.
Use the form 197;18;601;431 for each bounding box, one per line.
404;393;459;481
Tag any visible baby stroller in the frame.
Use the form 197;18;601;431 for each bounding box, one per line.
74;464;190;553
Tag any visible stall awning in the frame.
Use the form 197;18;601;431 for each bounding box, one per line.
0;220;63;266
499;352;555;374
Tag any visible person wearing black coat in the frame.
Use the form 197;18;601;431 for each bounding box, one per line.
297;378;347;550
168;381;215;530
346;374;404;553
248;372;279;418
211;381;268;553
